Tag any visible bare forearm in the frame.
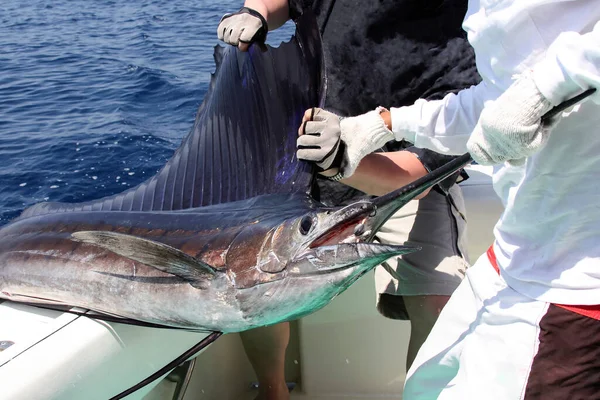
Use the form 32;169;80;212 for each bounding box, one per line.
316;109;430;198
340;151;430;198
244;0;290;30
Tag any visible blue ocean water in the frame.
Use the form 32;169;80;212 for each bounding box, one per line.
0;0;294;225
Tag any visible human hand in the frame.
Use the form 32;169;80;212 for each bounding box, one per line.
467;73;555;166
217;7;268;52
297;108;343;171
297;107;394;178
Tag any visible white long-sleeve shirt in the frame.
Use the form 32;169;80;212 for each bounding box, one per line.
390;0;600;305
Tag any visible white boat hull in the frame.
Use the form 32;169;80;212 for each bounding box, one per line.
0;302;210;400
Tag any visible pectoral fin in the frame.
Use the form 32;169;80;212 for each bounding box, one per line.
72;231;217;288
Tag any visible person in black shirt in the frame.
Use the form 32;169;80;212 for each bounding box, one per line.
217;1;479;399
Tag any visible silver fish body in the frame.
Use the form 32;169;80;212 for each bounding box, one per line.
0;194;415;332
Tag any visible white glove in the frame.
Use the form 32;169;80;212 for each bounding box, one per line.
217;7;268;49
297;108;394;177
467;73;557;166
339;109;395;176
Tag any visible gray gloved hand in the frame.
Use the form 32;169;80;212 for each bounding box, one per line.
467;73;556;166
297;108;395;177
296;108;343;171
217;7;268;50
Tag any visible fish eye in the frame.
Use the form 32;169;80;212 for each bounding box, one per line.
299;215;314;235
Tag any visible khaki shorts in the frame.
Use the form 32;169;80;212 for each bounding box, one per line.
374;184;469;320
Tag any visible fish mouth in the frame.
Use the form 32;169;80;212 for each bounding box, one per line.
308;201;375;248
308;154;473;248
290;243;418;276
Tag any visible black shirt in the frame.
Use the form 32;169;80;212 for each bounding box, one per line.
288;0;480;205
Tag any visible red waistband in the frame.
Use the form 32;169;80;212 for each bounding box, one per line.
486;246;600;320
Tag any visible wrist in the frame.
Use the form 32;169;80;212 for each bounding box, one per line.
376;107;392;130
319;167;340;177
321;168;344;182
244;1;269;24
244;0;289;30
503;73;553;121
389;104;420;144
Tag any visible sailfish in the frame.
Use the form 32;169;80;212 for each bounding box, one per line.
0;12;470;335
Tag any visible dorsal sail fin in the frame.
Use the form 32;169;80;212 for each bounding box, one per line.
19;12;325;219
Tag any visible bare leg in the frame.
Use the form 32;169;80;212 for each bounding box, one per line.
240;322;290;400
403;295;450;370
